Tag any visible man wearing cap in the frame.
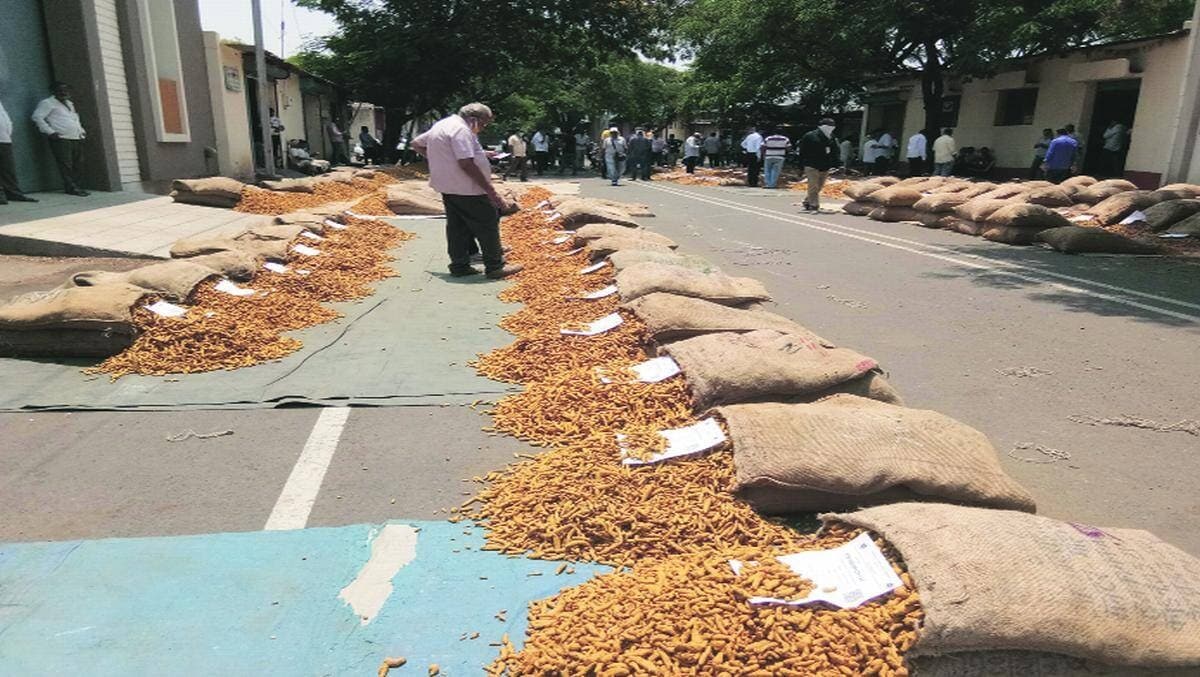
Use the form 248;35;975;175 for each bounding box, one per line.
411;103;521;279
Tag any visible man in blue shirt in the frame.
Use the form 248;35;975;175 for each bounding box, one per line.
1041;128;1078;184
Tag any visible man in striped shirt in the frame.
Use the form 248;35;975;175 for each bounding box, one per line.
760;131;791;189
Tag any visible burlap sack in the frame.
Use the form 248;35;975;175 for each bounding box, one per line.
975;184;1028;201
912;650;1200;677
616;263;770;306
353;169;378;179
274;211;332;227
1143;199;1200;231
384;184;444;215
320;171;357;185
554;196;655;218
809;371;902;405
1021;180;1055;189
61;261;216;302
172;177;245;199
170;235;290;261
944;217;986;236
1159;183;1200;198
0;283;145;333
1152;188;1194;202
184;250;258;281
1094;178;1139;191
954;198;1013;223
574;224;675;248
720;395;1035;513
866;185;923;206
1024;185;1073;207
982;226;1042;246
609;250;721;274
986;203;1073;229
1036;226;1160;255
622;292;811;343
260;178;315;193
915;212;945;228
875;176;901;186
869;206;920;223
826;502;1200;667
1074;184;1128;205
843;182;885;201
954;182;997;199
586;236;674;260
240;224;308;241
1166;212;1200;236
842;201;874;216
1086;190;1164;225
169;190;240;209
912;193;970;214
558;199;639;228
662;330;878;410
1060;175;1097;190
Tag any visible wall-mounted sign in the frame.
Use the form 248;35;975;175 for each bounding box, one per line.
223;66;242;92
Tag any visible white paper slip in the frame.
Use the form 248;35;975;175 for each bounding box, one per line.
536;200;550;209
323;218;347;229
621;418;727;466
599;356;681;384
548;212;563;222
145;300;187;318
1069;214;1093;222
263;262;288;273
730;533;904;610
300;230;324;241
298;269;312;275
562;246;585;257
1119;210;1147;225
292;244;321;256
560;312;623;337
551;235;572;245
214;279;255;297
580;284;618;300
343;211;376;220
1159;232;1191;239
580;260;610;274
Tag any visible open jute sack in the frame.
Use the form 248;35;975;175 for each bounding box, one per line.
384;184;444;215
623;292;814;343
170;233;290;261
662;329;893;410
169;177;247;209
586;236;674;260
608;250;720;274
0;283;147;357
1142;199;1200;231
826;502;1200;670
1086;190;1165;225
59;260;217;302
1037;226;1160;255
182;250;258;281
259;177;315;193
719;395;1035;514
616;263;769;307
573;223;674;247
557;199;640;228
1167;211;1200;236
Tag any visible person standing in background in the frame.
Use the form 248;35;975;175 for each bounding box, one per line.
666;133;682;167
651;133;666;167
1042;128;1079;184
326;116;349;165
1101;120;1128;178
603;127;627;186
269;108;285;169
703;132;721;167
503;129;528;181
839;135;855;170
861;132;879;174
530;128;549;175
759;129;790;189
905;129;928;177
932;128;957;177
798;118;840;211
626;127;652;181
741;126;764;187
683;132;702;174
574;128;589;174
1030;128;1052;179
875;129;896;175
358;125;383;164
0;97;37;204
32;82;88;196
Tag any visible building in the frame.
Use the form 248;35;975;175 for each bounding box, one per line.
859;21;1200;186
1;1;221;193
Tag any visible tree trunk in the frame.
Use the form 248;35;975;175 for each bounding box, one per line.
920;39;944;139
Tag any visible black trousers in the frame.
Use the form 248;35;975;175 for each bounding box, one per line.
533;151;548;175
745;153;760;186
49;137;84;192
504;156;528;180
1046;168;1070;184
628;156;651;180
0;143;24;198
1030;157;1044;179
684;156;699;174
906;156;925;177
443;193;503;273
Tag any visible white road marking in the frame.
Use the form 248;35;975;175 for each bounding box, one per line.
264;407;352;531
640;182;1200;323
338;524;419;625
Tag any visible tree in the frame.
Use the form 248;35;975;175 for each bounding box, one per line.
677;0;1196;135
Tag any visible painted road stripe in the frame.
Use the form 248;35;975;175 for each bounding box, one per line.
265;407;352;530
640;182;1200;323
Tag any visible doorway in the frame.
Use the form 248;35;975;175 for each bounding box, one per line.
1083;79;1140;178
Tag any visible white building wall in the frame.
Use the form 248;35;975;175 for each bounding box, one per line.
95;0;143;185
1126;38;1189;178
201;32;254;179
274;73;306;146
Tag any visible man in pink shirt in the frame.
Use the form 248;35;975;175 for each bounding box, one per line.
412;103;521;279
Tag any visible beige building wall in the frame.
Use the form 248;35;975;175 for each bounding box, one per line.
201;32;254;179
349;103;381;139
274;73;306;146
1125;38;1189;178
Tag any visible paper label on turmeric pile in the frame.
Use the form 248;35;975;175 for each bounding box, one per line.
263;262;288;273
579;285;619;300
324;218;348;229
732;533;904;609
550;235;572;245
620;418;726;466
146;300;187;318
292;244;321;256
560;312;623;336
214;279;256;297
300;231;325;241
580;260;610;274
598;356;681;384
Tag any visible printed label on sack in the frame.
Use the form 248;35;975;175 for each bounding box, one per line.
214;279;255;297
560;312;623;337
580;260;610;274
146;300;187;318
620;418;726;466
263;262;288;273
292;244;320;256
598;356;681;384
729;533;904;609
580;284;618;300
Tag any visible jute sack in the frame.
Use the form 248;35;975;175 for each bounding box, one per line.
240;224;308;241
384;184;444;215
353;169;378;179
1152;188;1195;202
875;176;901;186
1086;190;1164;225
825;502;1200;668
915;212;945;228
554;196;655;218
946;217;987;236
0;283;147;356
61;261;217;302
1074;184;1128;205
260;178;315;193
982;226;1042;246
616;263;770;307
609;250;721;274
1142;199;1200;231
720;395;1036;514
975;184;1028;201
868;206;921;223
558;199;639;228
662;329;879;410
573;224;675;248
1021;180;1055;189
170;235;290;261
1094;178;1139;191
170;177;246;209
1061;175;1098;190
1165;212;1200;236
622;292;813;343
184;250;258;281
842;201;875;216
843;182;885;201
809;371;902;405
912;193;970;214
985;203;1073;229
954;198;1013;223
866;185;923;206
586;236;674;260
274;211;330;227
1036;226;1161;255
1024;185;1073;207
911;650;1200;677
953;182;997;199
1159;183;1200;198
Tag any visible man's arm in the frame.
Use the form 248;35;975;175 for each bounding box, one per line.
457;158;505;208
31;99;56;136
410;131;429;157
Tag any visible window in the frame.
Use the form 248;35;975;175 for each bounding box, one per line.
137;0;190;141
994;88;1038;126
940;95;961;127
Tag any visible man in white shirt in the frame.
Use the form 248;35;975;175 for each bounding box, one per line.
740;126;764;187
411;103;520;280
32;82;88;196
875;130;896;174
0;98;37;204
503;129;528;181
683;132;702;174
1101;120;1127;178
574;130;590;173
905;129;928;176
530;129;549;176
932;128;957;176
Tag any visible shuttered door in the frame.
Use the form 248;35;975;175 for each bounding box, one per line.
95;0;142;185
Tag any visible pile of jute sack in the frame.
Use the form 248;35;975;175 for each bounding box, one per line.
505;194;1200;674
841;175;1200;253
